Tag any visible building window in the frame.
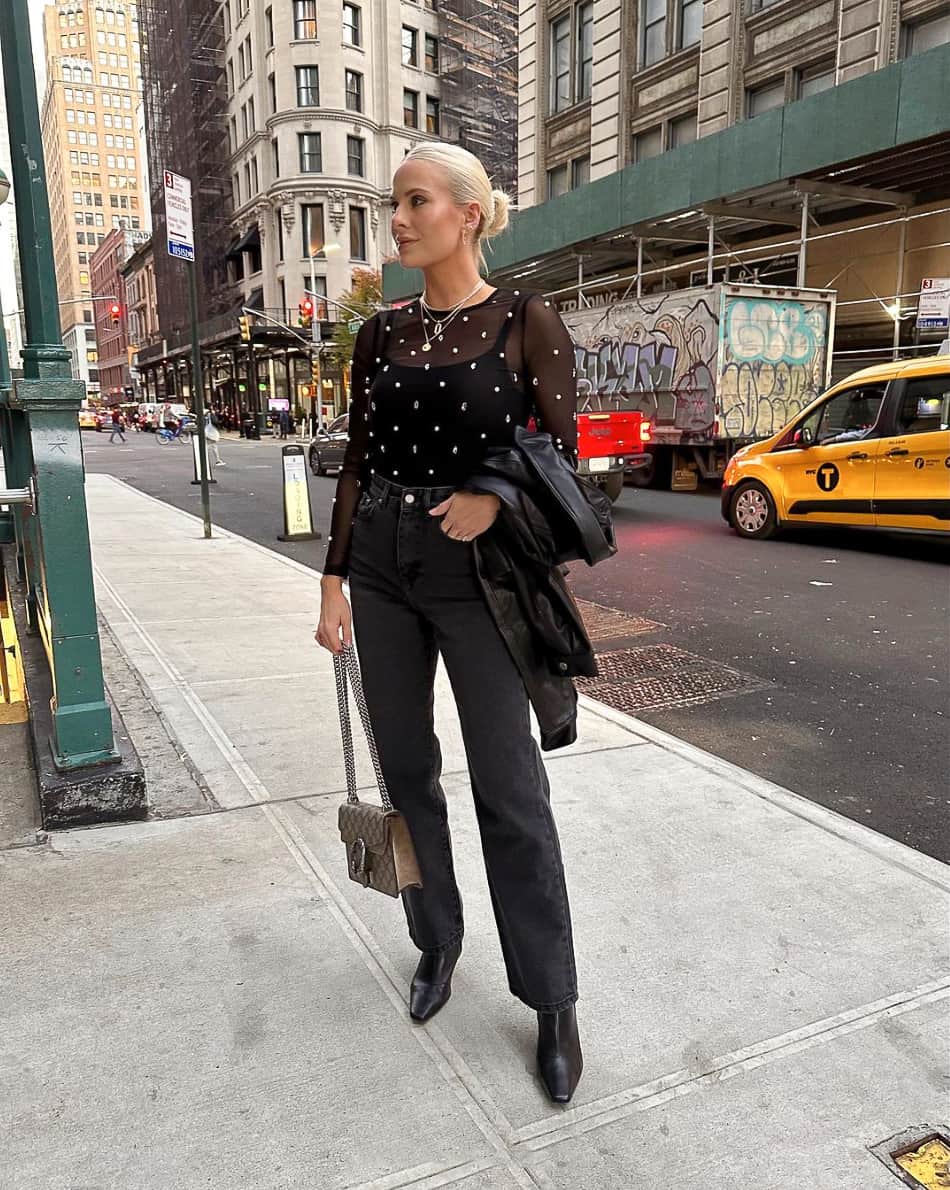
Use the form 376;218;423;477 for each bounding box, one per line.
571;155;590;188
342;3;362;47
265;5;274;47
900;11;950;56
299;128;322;175
347;134;365;176
402;25;418;66
550;15;571;112
268;72;277;112
426;96;440;133
296;64;319;105
547;164;568;200
678;0;701;49
642;0;666;66
746;79;785;118
302;203;325;257
293;0;317;39
577;3;593;100
670;110;697;146
633;126;663;161
345;68;363;111
349;206;367;260
750;0;785;10
403;88;419;127
797;62;835;99
425;33;439;72
272;137;280;176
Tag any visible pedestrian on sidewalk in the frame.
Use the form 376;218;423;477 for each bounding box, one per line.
279;407;290;439
316;143;591;1105
108;409;126;444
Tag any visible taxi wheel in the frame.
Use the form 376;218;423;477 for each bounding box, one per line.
730;481;777;540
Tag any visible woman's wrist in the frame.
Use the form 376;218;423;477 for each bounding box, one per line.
321;573;345;589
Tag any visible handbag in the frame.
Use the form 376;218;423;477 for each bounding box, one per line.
334;646;423;898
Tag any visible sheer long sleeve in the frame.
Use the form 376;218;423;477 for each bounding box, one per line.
322;314;379;577
522;294;578;470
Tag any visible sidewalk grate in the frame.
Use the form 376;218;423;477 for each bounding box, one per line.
575;599;664;642
576;643;770;713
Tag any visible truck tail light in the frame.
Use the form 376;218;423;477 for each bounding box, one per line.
640;421;653;443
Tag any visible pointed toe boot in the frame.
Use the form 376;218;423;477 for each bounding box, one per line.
537;1004;583;1104
409;939;462;1022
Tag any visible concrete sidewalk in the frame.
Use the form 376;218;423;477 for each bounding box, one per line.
1;473;947;1190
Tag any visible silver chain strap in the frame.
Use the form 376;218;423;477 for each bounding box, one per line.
333;645;393;812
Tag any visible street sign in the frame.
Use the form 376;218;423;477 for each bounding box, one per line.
163;169;195;263
347;318;362;333
277;445;320;542
917;277;950;331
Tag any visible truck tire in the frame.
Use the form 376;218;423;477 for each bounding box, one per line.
603;472;625;502
730;481;777;540
627;448;672;489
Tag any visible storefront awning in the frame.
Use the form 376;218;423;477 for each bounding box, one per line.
232;225;261;254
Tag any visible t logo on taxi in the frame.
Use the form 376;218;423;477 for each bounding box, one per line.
817;463;840;492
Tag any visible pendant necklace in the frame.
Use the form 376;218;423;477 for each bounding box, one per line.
420;280;486;351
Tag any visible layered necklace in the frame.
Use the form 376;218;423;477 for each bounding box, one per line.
419;280;487;352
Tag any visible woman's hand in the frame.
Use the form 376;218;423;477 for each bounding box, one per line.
429;491;501;541
315;577;353;654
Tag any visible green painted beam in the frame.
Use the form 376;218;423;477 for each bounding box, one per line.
383;44;950;302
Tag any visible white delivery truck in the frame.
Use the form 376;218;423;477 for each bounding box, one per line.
558;282;837;489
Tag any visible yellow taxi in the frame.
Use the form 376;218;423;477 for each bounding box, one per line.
722;354;950;539
77;407;98;430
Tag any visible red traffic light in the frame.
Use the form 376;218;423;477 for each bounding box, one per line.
109;302;121;324
300;298;314;316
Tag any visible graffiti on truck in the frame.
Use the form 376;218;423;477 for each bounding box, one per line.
563;293;719;440
562;289;830;442
719;297;829;438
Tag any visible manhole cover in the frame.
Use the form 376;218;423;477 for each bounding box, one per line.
871;1128;950;1188
575;599;663;643
576;644;770;714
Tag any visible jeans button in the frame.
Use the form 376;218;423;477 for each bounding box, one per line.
404;493;415;504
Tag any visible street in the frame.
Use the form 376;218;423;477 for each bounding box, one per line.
84;431;950;862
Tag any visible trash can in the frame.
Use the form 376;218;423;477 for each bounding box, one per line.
242;413;260;440
255;412;267;438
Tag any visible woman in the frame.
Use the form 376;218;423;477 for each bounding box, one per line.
315;143;584;1104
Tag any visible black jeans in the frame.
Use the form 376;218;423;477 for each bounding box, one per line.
347;474;578;1012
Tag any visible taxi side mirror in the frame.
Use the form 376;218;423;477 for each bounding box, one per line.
792;425;814;447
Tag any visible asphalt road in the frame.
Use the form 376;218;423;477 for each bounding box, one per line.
84;430;950;862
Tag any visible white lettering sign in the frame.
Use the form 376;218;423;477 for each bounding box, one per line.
163;169;195;263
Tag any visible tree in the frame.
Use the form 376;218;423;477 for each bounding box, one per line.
329;268;382;368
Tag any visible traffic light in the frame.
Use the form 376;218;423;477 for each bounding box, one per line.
109;302;121;326
298;297;314;329
238;315;251;342
310;356;320;385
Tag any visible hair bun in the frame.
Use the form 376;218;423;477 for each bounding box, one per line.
485;189;510;238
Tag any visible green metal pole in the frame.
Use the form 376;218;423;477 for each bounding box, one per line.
0;0;117;768
188;263;212;538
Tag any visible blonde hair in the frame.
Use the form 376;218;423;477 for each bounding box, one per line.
402;142;510;274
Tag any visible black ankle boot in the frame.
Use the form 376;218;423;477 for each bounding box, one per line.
537;1004;583;1103
409;939;462;1022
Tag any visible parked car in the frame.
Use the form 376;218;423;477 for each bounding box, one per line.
95;409;113;431
308;414;349;476
722;355;950;540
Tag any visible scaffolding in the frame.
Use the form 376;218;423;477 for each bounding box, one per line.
138;0;237;344
437;0;519;197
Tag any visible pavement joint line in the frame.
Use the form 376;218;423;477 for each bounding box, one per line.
578;694;950;893
346;1155;504;1190
91;562;543;1190
510;979;950;1154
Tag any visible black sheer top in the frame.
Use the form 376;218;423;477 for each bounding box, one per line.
324;287;578;577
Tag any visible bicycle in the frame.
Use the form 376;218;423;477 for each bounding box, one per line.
155;421;188;445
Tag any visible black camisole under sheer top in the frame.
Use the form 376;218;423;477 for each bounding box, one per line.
323;286;579;577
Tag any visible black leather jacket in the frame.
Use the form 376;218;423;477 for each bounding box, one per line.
465;427;617;751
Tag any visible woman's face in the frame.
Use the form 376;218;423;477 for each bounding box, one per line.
390;159;477;270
